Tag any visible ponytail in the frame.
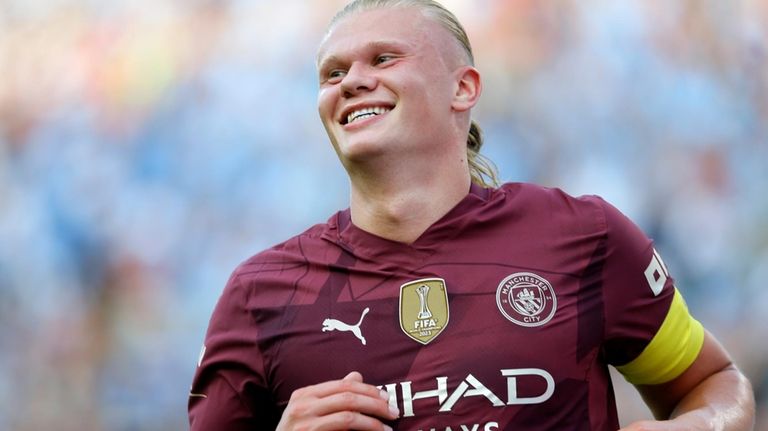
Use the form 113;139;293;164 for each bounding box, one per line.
467;121;500;188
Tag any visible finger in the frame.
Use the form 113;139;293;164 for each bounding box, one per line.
312;390;399;420
311;410;393;431
343;371;363;382
297;375;385;400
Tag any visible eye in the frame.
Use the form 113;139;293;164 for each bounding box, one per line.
325;69;347;84
374;55;394;65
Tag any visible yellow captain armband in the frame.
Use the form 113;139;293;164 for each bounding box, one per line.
615;288;705;385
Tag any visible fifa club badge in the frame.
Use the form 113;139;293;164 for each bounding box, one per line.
496;272;557;327
399;278;449;345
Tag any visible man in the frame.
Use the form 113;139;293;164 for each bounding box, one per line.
188;1;755;429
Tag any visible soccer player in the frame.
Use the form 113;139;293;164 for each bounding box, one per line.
188;1;756;429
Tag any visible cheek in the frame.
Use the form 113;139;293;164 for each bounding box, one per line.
317;88;336;122
402;79;449;119
317;90;340;148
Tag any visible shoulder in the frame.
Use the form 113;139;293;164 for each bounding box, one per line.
234;218;337;278
222;215;344;307
496;182;605;208
492;182;612;230
498;182;655;256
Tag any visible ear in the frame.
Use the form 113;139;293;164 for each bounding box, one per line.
451;66;482;112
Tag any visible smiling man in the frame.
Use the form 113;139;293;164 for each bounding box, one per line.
315;3;481;247
188;1;755;430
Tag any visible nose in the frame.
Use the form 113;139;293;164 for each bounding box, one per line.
340;62;377;98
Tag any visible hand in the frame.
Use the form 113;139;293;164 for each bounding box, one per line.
276;371;399;431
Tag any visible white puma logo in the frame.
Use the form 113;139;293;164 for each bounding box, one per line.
322;307;370;345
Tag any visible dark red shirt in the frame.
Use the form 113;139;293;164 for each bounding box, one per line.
189;183;675;430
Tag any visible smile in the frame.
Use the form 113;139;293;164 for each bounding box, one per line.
343;106;392;125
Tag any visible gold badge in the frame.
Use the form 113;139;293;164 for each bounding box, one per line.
399;278;449;345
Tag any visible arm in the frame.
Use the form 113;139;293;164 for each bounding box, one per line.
621;331;755;430
189;272;280;429
189;271;397;430
591;198;755;430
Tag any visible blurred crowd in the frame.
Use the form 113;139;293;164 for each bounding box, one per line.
0;0;766;429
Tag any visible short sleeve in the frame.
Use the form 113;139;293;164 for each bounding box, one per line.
188;269;280;429
594;197;704;385
597;198;681;365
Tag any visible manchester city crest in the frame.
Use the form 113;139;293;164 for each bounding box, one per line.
399;278;449;345
496;272;557;327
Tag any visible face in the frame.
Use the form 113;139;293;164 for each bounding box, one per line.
317;7;466;166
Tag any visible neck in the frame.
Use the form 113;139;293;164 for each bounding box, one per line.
347;158;472;244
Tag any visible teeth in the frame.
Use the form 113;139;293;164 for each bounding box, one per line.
346;106;391;124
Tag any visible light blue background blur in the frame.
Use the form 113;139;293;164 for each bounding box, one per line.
0;0;766;429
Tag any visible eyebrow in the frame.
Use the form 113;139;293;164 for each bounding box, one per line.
317;40;414;70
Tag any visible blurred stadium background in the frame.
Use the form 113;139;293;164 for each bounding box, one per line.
0;0;766;429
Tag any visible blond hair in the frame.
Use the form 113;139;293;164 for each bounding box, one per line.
327;0;500;188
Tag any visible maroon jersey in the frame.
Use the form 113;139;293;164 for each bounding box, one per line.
189;183;678;430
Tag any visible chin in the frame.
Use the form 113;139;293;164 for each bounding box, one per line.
337;136;392;163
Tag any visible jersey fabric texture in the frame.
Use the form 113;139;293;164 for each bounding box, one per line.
189;182;703;431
